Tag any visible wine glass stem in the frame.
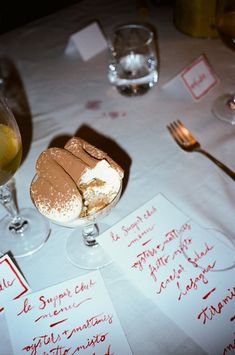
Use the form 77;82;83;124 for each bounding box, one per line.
82;224;99;246
0;185;28;234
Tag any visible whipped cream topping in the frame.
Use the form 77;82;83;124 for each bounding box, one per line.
81;160;121;194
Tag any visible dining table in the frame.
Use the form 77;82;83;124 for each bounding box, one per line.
0;0;235;354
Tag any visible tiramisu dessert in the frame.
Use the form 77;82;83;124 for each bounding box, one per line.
30;137;124;226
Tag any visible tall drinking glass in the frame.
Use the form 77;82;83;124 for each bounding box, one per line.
212;0;235;124
0;96;50;258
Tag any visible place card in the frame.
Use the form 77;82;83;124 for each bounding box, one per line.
99;194;235;355
162;54;218;101
181;55;218;100
66;22;107;61
5;270;133;355
0;254;30;313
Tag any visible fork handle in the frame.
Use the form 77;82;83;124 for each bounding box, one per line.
196;148;235;181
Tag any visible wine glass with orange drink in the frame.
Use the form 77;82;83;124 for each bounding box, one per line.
0;96;49;257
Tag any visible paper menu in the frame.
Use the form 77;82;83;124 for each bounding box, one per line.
0;254;30;313
5;271;133;355
98;194;235;355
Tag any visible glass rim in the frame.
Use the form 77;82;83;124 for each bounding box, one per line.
111;23;154;45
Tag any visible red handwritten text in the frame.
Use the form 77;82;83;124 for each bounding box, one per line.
62;313;113;340
131;243;161;271
223;333;235;354
35;298;92;323
122;216;143;236
161;223;191;252
190;73;206;90
23;332;109;355
128;224;155;248
74;279;96;295
143;206;157;220
22;332;61;354
0;277;15;292
110;231;121;242
72;332;109;353
172;237;192;260
198;286;235;324
148;255;170;282
17;298;34;316
22;312;113;354
187;242;214;268
39;289;73;310
156;264;185;294
203;287;216;300
177;261;216;301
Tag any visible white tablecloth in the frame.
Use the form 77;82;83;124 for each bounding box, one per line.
0;0;234;354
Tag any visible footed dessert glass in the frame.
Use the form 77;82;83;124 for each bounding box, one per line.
31;175;122;269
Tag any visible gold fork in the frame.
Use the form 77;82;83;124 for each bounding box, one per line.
167;120;235;181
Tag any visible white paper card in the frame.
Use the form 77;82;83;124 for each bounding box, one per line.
5;271;133;355
181;55;218;100
0;254;30;313
162;54;218;101
67;22;107;61
99;194;235;355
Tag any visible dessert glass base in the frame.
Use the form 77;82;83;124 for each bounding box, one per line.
59;186;122;269
66;223;112;269
0;208;50;258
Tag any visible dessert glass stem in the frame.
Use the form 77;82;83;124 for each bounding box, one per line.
82;224;99;246
0;184;28;234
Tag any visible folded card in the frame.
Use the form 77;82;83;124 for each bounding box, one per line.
162;54;218;101
66;21;107;61
0;254;30;313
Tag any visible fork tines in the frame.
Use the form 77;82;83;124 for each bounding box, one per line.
167;120;185;145
167;119;198;150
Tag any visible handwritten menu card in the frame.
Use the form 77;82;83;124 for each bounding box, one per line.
0;254;30;313
5;270;133;355
99;194;235;355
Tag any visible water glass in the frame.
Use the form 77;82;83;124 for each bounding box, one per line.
108;24;158;96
